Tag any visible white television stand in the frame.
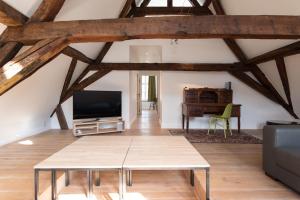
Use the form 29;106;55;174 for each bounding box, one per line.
73;117;125;136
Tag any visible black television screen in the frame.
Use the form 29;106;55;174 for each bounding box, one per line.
73;90;122;119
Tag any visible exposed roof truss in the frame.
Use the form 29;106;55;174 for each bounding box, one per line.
0;0;299;129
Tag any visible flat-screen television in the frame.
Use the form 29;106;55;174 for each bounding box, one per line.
73;90;122;120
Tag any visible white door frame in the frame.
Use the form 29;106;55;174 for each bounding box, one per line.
137;72;160;115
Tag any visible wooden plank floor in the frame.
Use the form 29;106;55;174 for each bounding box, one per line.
0;110;299;200
0;130;77;200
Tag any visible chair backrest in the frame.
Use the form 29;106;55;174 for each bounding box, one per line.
221;103;233;119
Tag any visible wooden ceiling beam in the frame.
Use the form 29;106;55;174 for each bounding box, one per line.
70;0;134;86
188;0;201;7
223;38;248;62
69;42;113;88
212;0;225;14
250;67;287;103
0;0;28;26
203;0;213;7
275;57;293;109
61;0;134;94
246;41;300;65
55;104;68;130
62;46;93;64
62;70;111;103
72;70;110;92
0;0;88;82
0;0;67;68
119;0;135;17
131;0;137;8
219;41;286;105
29;0;92;64
0;1;27;67
55;0;135;109
51;58;77;118
3;15;300;44
51;45;113;117
60;58;77;101
63;3;132;93
212;0;298;119
140;0;151;7
231;70;298;119
229;71;278;103
0;42;23;66
29;0;66;22
90;62;250;71
73;43;113;85
0;37;69;96
133;7;211;16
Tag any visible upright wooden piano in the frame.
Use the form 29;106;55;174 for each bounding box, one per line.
182;87;241;133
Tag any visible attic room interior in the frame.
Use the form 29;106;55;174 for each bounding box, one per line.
1;0;300;199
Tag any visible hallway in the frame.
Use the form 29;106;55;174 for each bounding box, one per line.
130;110;167;135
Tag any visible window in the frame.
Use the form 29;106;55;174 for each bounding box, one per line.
148;0;167;7
146;0;194;7
173;0;193;7
141;76;149;101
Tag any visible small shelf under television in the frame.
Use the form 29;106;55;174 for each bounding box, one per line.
73;117;125;136
72;90;125;137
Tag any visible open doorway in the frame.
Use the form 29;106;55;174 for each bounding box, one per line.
130;45;162;129
138;75;158;114
133;73;161;130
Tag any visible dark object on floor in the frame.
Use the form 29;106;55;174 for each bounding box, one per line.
266;120;300;125
169;129;262;144
263;125;300;193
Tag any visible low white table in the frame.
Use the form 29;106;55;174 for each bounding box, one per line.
34;136;210;200
34;136;132;200
123;136;210;200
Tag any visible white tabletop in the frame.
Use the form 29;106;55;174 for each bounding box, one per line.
130;136;191;147
34;136;132;170
34;136;209;170
123;136;210;170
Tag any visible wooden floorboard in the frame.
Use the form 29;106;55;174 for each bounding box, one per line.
0;130;76;200
0;111;299;200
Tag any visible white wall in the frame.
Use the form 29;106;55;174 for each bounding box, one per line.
0;55;70;146
160;71;294;129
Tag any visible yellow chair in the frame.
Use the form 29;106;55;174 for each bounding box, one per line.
207;104;233;138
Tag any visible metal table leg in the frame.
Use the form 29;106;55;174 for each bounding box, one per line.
95;171;100;186
119;169;123;200
182;114;185;129
51;170;57;200
187;116;190;133
122;169;127;200
127;170;132;186
87;170;93;200
238;116;241;133
206;168;210;200
190;170;194;187
65;170;70;186
34;169;39;200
